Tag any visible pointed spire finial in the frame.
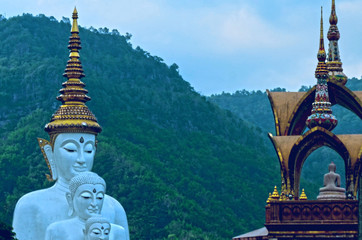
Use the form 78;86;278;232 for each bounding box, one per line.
306;8;337;131
329;0;338;25
44;9;102;136
72;7;79;33
315;7;327;74
317;7;326;62
327;0;347;84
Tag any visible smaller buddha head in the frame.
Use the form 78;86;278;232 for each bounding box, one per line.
328;161;337;173
66;172;106;220
84;215;111;240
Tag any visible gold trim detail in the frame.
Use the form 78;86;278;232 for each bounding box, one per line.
45;8;101;137
37;138;55;181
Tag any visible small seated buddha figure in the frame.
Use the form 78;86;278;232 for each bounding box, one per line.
84;215;126;240
84;216;111;240
45;172;126;240
317;161;346;200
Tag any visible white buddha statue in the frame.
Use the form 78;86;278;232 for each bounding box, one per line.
84;216;112;240
45;172;126;240
12;8;129;240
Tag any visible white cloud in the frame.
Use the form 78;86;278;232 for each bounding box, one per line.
216;7;295;53
339;0;362;15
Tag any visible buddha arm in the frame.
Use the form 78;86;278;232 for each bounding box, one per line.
114;201;130;240
103;195;129;239
110;224;127;240
336;175;341;187
13;198;40;240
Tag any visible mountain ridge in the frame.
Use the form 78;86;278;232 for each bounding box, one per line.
0;13;279;239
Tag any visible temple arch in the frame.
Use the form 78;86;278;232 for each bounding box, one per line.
288;127;351;198
300;146;345;199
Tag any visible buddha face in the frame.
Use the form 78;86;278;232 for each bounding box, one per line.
53;133;96;181
86;222;111;240
70;183;105;220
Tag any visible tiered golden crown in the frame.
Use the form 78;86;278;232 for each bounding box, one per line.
45;8;102;136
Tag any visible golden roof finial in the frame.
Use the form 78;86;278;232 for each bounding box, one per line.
44;9;102;137
317;7;326;63
63;7;85;84
271;186;280;200
71;7;79;33
300;189;308;200
266;193;272;204
314;7;328;78
326;0;347;84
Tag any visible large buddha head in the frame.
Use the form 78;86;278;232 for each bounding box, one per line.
67;172;106;219
38;8;101;182
84;215;111;240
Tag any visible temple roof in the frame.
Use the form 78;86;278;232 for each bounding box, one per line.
266;91;308;136
267;87;362;136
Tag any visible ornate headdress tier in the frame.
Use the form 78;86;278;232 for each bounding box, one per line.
45;8;102;136
306;7;338;131
326;0;347;84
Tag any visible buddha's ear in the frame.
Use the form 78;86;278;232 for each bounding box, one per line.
38;138;58;181
66;192;74;217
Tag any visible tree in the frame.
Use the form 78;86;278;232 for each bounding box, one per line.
0;222;17;240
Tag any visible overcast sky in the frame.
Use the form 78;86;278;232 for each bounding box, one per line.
2;0;362;95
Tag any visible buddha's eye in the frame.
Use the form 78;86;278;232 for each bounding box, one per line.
80;192;92;199
84;144;94;154
96;193;104;200
91;229;101;235
63;143;77;152
64;148;76;152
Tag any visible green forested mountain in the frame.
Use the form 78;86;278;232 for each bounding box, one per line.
0;14;280;239
209;78;362;199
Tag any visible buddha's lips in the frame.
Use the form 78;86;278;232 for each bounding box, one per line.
88;208;99;213
73;166;87;172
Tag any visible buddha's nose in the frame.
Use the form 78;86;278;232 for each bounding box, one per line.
90;197;97;207
76;152;86;165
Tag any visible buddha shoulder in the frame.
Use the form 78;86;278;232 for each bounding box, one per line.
15;188;52;208
104;194;126;213
14;185;66;212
